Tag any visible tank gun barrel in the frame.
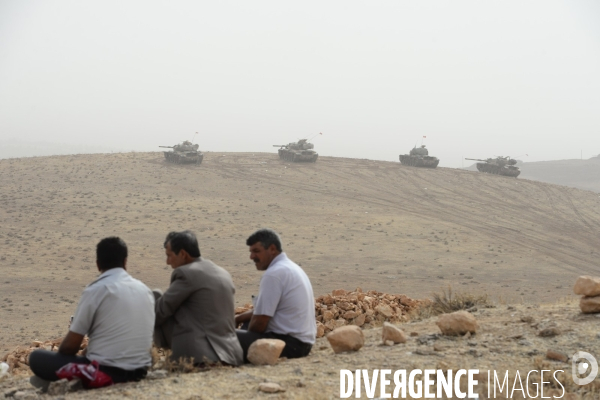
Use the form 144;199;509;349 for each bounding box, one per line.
272;145;286;147
159;146;174;148
465;158;487;162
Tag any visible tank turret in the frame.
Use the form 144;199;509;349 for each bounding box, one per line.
159;140;203;164
274;138;318;162
399;145;439;168
465;156;520;177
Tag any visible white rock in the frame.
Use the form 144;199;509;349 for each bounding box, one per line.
326;325;365;353
247;339;285;365
580;296;600;314
381;322;407;344
259;382;285;393
574;276;600;297
436;311;478;336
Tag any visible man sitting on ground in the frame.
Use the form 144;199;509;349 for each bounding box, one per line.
29;237;155;386
235;228;316;361
154;230;243;366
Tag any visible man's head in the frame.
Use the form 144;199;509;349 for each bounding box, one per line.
164;230;201;269
96;237;128;272
246;228;282;271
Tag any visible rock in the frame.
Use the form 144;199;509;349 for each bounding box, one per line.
316;322;325;338
433;342;446;352
352;314;366;327
547;350;568;362
258;382;285;393
332;289;348;296
384;340;394;346
580;296;600;313
381;322;407;344
147;369;168;380
410;332;419;337
326;326;365;354
47;378;69;396
538;327;561;337
343;310;359;319
436;311;478;336
574;276;600;297
415;349;438;356
247;339;286;365
375;304;394;318
322;310;334;322
3;388;18;398
31;341;43;348
520;316;534;323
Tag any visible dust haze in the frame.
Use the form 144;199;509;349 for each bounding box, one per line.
1;1;600;166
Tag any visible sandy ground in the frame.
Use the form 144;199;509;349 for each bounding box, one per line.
2;300;599;399
1;151;599;355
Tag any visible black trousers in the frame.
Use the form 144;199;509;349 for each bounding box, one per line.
28;350;147;384
235;329;312;363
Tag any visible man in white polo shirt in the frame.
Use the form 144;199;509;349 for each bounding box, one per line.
29;237;155;386
235;228;316;361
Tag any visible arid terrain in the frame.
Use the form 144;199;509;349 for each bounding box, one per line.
1;151;600;354
1;151;600;398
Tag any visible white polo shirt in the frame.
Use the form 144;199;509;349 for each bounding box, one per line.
70;268;155;370
254;253;316;344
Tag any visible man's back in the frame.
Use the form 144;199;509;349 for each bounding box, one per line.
155;258;243;365
70;268;155;370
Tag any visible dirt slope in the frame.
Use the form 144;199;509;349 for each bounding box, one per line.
1;152;599;354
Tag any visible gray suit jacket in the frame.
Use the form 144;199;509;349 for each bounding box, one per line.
155;258;243;366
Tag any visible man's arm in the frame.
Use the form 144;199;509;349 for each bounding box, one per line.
58;331;84;356
235;310;253;325
248;314;271;333
155;268;196;325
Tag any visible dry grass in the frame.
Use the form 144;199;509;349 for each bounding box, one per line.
411;286;494;320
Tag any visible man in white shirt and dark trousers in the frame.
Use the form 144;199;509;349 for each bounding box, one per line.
29;237;155;386
235;228;316;361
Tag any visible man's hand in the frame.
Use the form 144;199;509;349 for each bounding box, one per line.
249;314;271;333
235;310;253;326
58;331;84;356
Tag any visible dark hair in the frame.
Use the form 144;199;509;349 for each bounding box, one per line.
164;230;201;258
96;237;128;270
246;228;282;252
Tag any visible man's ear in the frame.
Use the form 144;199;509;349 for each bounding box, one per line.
123;257;127;271
268;244;278;253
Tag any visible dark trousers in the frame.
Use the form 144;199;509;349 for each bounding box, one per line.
235;329;312;363
28;350;147;384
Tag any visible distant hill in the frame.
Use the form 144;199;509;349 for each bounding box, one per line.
465;156;600;193
0;138;124;159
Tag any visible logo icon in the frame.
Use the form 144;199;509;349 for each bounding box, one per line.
572;351;598;385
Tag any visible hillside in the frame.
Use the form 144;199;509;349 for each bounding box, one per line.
466;156;600;193
1;152;599;356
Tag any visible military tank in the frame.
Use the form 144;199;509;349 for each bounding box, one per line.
159;141;203;164
399;145;439;168
273;139;318;162
465;156;520;177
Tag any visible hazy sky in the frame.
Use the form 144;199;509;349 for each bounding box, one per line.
1;1;599;167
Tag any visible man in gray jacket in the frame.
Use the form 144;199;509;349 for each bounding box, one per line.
154;230;243;366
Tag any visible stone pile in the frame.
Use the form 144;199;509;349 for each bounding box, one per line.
235;288;425;339
573;276;600;313
314;288;424;338
1;337;88;375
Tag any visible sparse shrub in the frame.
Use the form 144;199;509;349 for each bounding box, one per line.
411;286;493;320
